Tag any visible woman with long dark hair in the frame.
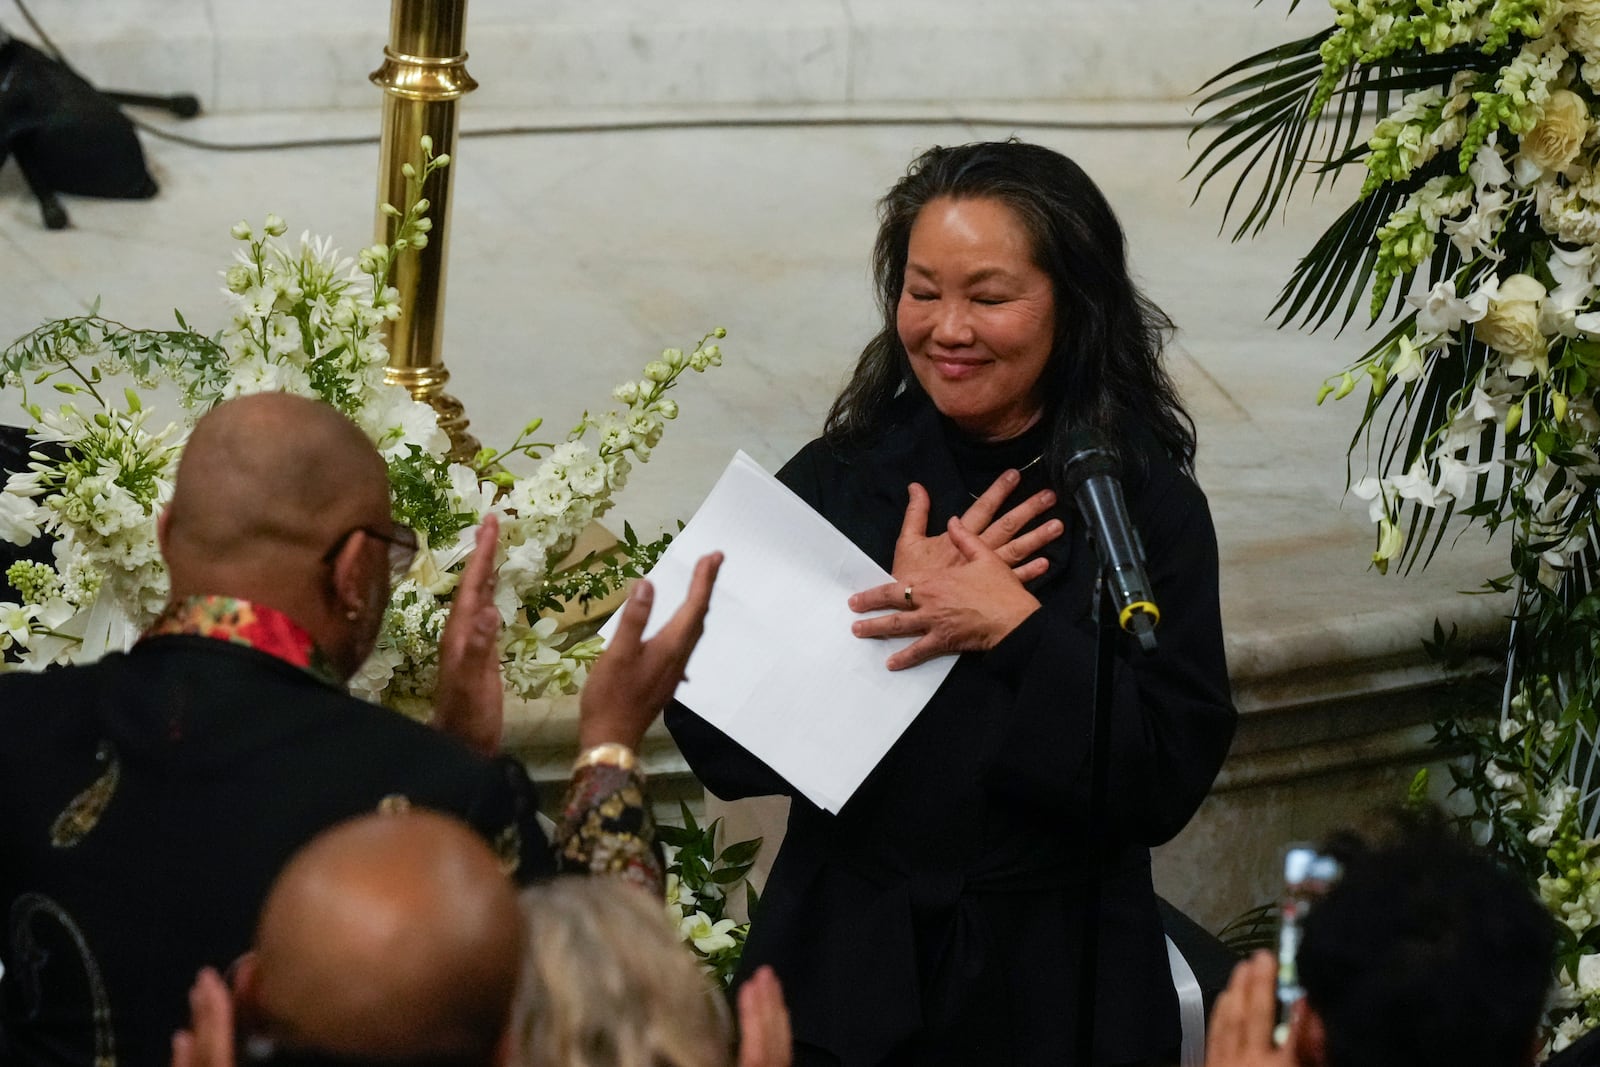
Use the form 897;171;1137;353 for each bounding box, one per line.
669;140;1236;1066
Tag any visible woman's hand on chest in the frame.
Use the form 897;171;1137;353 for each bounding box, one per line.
889;470;1062;581
850;514;1044;670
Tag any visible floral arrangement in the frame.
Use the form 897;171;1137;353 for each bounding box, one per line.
0;142;725;716
1192;0;1600;1048
657;802;762;986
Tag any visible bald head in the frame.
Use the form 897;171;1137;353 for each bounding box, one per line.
245;811;522;1065
159;393;397;676
165;392;390;581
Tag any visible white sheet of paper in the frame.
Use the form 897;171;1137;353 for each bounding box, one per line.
599;450;955;811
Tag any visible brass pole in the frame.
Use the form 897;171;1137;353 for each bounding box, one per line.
371;0;480;460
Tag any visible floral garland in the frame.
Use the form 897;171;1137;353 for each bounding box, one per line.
1194;0;1600;1050
0;142;724;718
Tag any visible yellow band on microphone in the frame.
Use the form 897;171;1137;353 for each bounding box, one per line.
1118;601;1160;630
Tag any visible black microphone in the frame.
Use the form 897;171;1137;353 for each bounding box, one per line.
1061;431;1159;654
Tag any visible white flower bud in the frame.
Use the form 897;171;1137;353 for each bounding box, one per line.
657;398;679;419
224;264;253;293
401;162;417;179
409;234;428;249
419;134;434;153
231;221;253;241
263;214;287;237
661;348;685;369
414;199;430;215
380;202;402;218
713;327;727;338
643;361;672;382
612;381;639;404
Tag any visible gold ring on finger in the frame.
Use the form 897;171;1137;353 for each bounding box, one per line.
903;585;915;607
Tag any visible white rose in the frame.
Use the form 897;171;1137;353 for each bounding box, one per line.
1475;273;1548;367
1566;2;1600;62
1521;89;1590;172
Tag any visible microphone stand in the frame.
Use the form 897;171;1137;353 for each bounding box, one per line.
1077;573;1118;1066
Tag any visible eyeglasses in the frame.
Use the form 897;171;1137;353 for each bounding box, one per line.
321;524;419;583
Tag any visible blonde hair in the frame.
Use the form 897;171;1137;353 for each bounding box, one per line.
512;878;731;1067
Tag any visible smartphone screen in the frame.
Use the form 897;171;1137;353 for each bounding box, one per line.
1275;846;1341;1045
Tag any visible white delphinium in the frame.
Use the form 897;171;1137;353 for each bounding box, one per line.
0;141;726;712
1534;785;1583;847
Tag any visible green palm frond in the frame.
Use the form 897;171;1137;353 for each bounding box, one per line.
1215;902;1277;957
1271;184;1406;332
1187;31;1333;240
1190;35;1499;243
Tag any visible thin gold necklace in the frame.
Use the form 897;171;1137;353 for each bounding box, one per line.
968;451;1047;499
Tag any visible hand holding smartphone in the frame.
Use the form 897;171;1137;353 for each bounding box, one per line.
1274;846;1342;1045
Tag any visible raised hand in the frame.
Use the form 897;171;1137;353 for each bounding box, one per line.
1205;951;1298;1067
432;515;505;757
578;551;724;751
850;518;1040;670
737;965;794;1067
891;470;1061;584
170;967;236;1067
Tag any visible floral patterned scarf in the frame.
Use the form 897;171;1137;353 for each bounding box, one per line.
141;595;344;688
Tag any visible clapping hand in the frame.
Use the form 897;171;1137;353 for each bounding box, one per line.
433;515;505;757
578;552;724;751
850;517;1040;670
737;966;793;1067
171;968;235;1067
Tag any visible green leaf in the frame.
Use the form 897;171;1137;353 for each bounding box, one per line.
655;825;697;848
709;865;751;885
718;837;764;866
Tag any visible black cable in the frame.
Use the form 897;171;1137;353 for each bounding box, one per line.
130;112;1198;154
14;0;1200;154
10;0;64;63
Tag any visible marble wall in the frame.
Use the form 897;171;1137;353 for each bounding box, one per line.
13;0;1333;113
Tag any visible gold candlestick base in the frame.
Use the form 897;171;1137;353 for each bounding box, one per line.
384;365;482;463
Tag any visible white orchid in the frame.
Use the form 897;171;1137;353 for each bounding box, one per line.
678;911;738;956
1408;279;1491;335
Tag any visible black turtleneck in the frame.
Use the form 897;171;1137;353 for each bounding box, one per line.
939;413;1053;505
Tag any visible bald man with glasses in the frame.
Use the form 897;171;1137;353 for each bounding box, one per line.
0;392;722;1067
